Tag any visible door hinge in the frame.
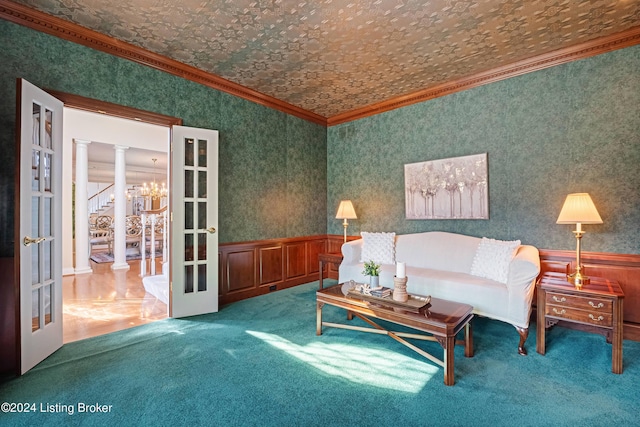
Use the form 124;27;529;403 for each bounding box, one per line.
170;212;173;222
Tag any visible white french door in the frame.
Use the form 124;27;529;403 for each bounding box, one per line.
17;79;64;374
170;126;219;318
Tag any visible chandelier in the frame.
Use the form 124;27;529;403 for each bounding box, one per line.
141;158;168;200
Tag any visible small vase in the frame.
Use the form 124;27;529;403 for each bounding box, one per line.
369;275;379;287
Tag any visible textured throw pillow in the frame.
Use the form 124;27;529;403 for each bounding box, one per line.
360;232;396;265
470;237;521;284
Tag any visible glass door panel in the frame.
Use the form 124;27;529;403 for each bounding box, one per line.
170;126;218;318
19;79;63;374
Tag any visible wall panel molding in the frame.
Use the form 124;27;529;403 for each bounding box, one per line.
307;239;326;277
0;258;16;375
225;250;256;294
258;246;283;286
219;235;329;305
285;242;307;280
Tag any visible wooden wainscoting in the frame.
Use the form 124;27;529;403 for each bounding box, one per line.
218;237;640;342
539;249;640;341
324;234;360;280
219;235;327;305
0;257;16;376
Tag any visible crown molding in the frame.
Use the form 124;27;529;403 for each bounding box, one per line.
3;1;639;128
0;0;327;126
327;25;640;126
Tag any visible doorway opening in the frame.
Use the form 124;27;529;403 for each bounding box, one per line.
63;108;170;343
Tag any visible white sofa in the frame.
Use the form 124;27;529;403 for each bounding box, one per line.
338;231;540;354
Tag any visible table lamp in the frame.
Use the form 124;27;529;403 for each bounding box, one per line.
336;200;357;242
556;193;603;288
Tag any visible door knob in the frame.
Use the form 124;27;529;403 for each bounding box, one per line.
206;227;216;234
23;236;45;246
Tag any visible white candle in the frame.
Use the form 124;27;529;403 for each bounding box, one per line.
396;262;406;279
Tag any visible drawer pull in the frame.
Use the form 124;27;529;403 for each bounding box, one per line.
589;301;604;309
552;308;566;315
589;314;604;322
552;296;566;303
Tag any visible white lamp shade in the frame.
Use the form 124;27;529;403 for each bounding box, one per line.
556;193;603;224
336;200;357;219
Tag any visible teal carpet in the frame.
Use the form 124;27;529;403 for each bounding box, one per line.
1;280;639;426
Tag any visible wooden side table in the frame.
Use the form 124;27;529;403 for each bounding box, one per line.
536;272;624;373
318;252;343;290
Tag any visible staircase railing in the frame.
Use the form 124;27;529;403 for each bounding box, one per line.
88;183;115;215
140;206;168;277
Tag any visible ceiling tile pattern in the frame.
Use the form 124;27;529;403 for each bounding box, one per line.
13;0;640;117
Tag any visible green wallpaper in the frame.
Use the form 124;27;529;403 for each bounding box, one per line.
0;20;327;256
2;19;638;258
328;45;640;255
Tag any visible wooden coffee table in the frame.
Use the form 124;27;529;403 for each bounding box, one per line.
316;283;474;386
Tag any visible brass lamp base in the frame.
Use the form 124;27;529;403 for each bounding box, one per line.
567;271;590;289
567;227;590;289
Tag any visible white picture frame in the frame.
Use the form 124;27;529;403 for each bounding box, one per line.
404;153;488;220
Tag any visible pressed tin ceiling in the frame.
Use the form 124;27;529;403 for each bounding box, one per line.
8;0;640;119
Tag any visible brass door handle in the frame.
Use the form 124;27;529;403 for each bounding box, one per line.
206;227;216;234
23;236;45;246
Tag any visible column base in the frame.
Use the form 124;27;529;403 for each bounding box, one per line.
111;262;130;271
74;266;93;275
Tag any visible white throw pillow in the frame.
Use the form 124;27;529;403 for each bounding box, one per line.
360;232;396;265
470;237;521;284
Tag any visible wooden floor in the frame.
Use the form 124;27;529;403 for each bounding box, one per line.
63;258;167;343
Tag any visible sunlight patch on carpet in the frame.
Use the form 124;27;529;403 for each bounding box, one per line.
247;330;437;393
63;296;163;322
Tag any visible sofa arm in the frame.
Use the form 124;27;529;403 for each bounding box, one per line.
341;239;363;265
505;245;541;328
507;245;540;290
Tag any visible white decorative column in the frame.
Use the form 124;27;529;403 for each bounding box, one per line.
162;210;168;263
111;145;130;270
74;139;92;275
140;212;147;277
149;213;157;276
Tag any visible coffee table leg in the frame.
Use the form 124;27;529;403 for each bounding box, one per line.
316;302;324;335
444;336;455;386
465;321;474;358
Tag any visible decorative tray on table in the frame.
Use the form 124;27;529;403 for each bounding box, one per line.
343;283;430;312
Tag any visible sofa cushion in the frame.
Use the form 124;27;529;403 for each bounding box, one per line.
394;231;480;273
360;231;396;264
470;237;521;284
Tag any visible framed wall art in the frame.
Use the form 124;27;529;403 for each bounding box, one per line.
404;153;488;220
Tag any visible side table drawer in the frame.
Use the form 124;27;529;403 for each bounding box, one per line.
546;292;612;312
546;305;613;327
